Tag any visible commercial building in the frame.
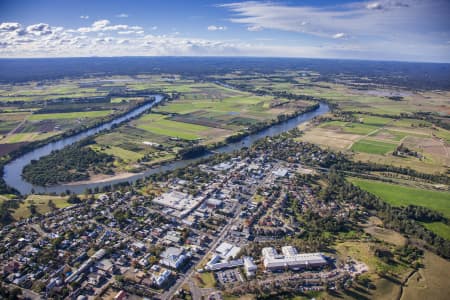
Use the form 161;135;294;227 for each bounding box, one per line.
262;246;327;271
153;191;203;218
159;247;189;270
243;256;257;277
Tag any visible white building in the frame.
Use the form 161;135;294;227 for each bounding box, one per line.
159;247;188;270
262;246;327;271
151;265;171;287
243;256;257;277
153;191;203;218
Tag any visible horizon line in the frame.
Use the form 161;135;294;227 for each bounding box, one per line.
0;55;449;65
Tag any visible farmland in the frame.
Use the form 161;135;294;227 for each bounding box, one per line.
299;112;449;174
351;139;398;155
89;80;313;169
349;178;450;218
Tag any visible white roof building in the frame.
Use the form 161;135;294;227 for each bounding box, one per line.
262;246;327;271
159;247;188;270
152;267;171;287
243;256;257;277
153;191;203;218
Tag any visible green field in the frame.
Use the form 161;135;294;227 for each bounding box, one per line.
349;178;450;218
351;139;398;155
421;222;450;240
358;114;392;126
12;195;71;220
136;114;212;140
343;123;379;135
91;145;144;162
29;110;112;121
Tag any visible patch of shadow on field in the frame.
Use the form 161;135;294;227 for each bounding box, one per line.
0;141;29;156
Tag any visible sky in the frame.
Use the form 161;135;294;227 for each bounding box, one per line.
0;0;449;62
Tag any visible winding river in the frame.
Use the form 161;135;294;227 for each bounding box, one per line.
3;96;329;195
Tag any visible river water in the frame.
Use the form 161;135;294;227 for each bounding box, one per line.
3;96;329;195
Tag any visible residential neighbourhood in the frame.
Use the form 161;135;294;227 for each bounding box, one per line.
0;136;369;300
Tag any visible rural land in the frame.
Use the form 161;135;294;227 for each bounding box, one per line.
0;57;449;300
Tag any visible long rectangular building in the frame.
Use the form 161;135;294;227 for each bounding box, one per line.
262;246;327;271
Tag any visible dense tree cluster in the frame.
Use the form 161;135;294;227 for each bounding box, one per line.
22;140;114;186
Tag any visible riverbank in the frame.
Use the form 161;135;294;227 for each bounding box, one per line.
3;102;329;195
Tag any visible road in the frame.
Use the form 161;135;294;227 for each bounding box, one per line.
161;203;243;300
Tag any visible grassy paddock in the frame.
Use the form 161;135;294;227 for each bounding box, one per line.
421;222;450;240
349;178;450;218
13;195;71;220
351;139;398;155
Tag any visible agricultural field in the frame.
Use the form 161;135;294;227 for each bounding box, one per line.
351;139;398;155
298;111;449;174
0;75;171;156
28;110;112;121
349;178;450;219
90;80;312;168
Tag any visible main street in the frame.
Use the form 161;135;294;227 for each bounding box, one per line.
160;202;243;300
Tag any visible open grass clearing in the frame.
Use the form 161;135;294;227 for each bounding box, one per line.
357;114;392;126
137;117;212;140
354;152;447;174
420;222;450;240
364;226;407;246
91;145;144;162
193;272;216;288
349;178;450;218
13;195;71;220
351;139;398;155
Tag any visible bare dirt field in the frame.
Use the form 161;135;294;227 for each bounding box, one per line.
300;128;361;150
401;251;450;300
364;226;407;247
403;136;449;158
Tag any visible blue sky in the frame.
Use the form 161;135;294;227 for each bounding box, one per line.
0;0;449;62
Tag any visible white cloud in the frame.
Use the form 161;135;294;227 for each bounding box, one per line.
247;25;263;32
0;22;22;31
116;13;129;18
80;15;89;19
77;20;143;33
366;2;383;10
221;0;449;39
332;33;346;39
26;23;52;36
150;26;158;31
1;6;449;63
207;25;227;31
